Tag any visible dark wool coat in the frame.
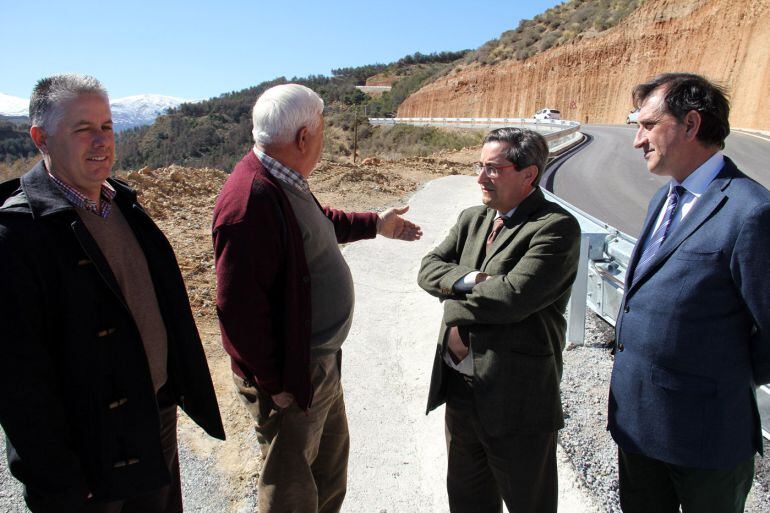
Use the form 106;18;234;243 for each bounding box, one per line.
0;162;225;513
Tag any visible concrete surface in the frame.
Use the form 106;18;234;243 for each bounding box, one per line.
340;175;599;513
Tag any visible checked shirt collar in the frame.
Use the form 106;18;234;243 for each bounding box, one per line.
253;147;311;195
48;171;116;218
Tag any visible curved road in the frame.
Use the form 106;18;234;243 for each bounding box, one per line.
550;125;770;237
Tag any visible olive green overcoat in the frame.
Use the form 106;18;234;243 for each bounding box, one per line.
417;187;581;436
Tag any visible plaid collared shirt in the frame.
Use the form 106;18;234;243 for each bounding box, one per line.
48;172;116;218
253;147;311;195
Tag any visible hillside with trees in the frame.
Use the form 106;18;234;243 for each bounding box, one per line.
0;119;37;164
114;50;470;172
468;0;641;64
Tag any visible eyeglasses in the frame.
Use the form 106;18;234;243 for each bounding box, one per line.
473;162;516;178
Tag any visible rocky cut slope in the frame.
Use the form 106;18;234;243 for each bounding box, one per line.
397;0;770;130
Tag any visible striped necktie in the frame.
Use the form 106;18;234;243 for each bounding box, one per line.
486;216;506;253
633;185;684;283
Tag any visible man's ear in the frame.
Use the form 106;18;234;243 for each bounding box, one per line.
523;164;538;187
683;110;702;142
296;126;309;153
30;125;48;154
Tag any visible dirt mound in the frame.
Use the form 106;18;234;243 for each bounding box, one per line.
311;154;474;212
123;165;227;315
126;165;229;220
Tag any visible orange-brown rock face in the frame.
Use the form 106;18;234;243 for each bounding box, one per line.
398;0;770;130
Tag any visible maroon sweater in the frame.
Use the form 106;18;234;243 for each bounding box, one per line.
212;151;378;410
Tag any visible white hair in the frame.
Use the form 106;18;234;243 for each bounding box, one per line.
252;84;324;146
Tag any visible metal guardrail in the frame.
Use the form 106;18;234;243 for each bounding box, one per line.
541;191;635;340
370;116;577;127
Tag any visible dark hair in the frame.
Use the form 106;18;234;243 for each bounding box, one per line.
29;74;107;132
482;127;549;186
633;73;730;149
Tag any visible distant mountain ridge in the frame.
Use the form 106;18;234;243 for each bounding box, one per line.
0;93;194;132
0;93;29;117
110;94;193;131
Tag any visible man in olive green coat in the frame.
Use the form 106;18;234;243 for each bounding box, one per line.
417;127;581;513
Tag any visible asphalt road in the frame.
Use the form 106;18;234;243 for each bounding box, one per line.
549;125;770;237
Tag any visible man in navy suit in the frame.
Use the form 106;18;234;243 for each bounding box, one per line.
608;73;770;512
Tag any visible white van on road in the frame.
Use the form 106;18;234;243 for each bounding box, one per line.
534;108;561;120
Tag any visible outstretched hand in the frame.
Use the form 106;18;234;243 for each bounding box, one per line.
377;205;423;241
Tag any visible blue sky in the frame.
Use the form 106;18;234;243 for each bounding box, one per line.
2;0;563;100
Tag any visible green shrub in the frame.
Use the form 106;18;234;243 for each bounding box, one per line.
358;125;485;160
465;0;642;65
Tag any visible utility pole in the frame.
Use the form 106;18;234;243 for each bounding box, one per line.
353;107;358;165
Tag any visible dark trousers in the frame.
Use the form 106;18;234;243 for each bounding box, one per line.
235;353;349;513
618;447;754;513
80;385;182;513
444;367;557;513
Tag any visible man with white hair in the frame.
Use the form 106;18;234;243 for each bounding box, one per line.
0;74;224;513
212;83;421;513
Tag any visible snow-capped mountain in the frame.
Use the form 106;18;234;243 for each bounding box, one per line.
110;94;192;131
0;93;194;131
0;93;29;117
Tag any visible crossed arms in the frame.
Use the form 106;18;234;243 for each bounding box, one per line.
417;207;581;327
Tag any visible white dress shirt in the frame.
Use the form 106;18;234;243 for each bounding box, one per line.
642;151;724;250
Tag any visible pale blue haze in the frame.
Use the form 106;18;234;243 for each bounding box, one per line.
2;0;563;100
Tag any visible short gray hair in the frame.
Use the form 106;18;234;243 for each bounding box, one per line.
252;84;324;146
483;127;549;186
29;74;108;133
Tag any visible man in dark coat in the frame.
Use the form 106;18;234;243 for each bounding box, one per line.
609;72;770;513
0;74;224;513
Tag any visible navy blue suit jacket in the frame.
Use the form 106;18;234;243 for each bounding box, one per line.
608;156;770;469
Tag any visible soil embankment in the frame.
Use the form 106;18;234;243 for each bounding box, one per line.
397;0;770;130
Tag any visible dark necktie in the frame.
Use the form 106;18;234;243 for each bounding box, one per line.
486;216;506;253
633;185;684;283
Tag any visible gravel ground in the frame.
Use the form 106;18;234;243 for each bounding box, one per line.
0;435;24;513
0;424;240;513
561;310;770;513
1;315;768;513
561;311;620;513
